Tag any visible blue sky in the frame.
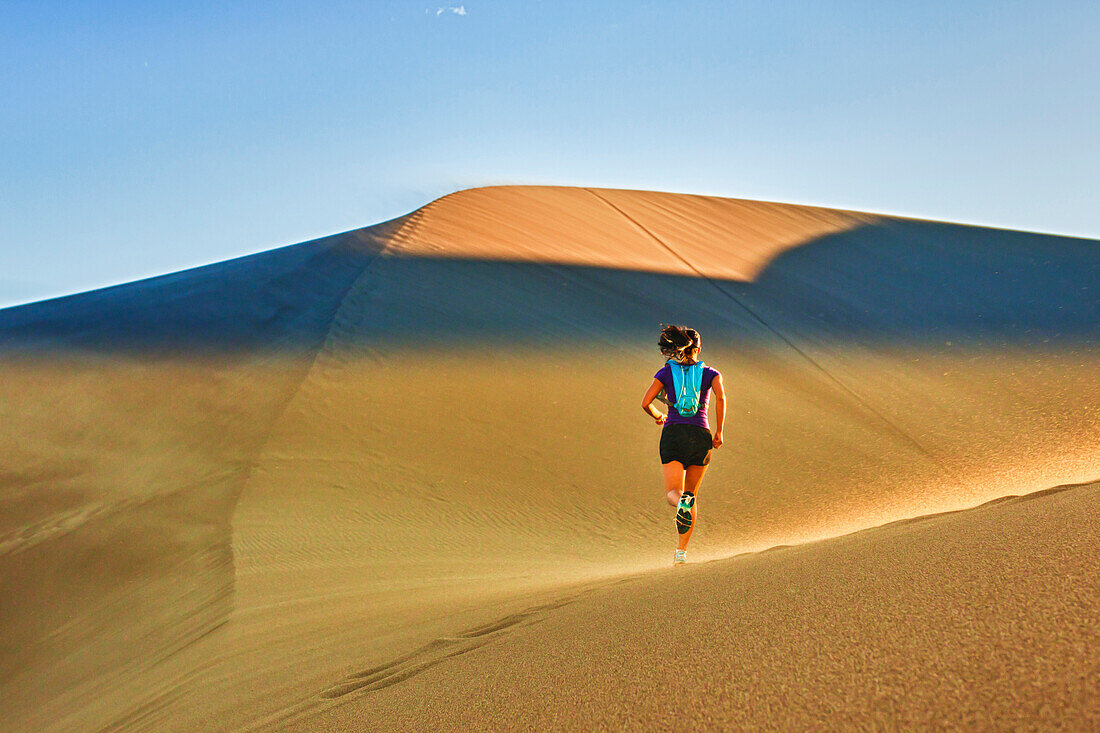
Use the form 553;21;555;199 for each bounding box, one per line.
2;1;1098;307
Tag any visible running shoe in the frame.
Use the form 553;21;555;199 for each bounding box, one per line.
675;491;695;534
674;549;687;564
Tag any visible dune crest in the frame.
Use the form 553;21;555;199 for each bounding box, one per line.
385;185;875;281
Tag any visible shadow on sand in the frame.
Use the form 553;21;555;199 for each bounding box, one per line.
0;218;1097;353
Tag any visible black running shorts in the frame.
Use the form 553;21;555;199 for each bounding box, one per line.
659;424;713;467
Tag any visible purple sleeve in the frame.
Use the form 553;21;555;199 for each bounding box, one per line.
704;367;720;390
653;365;670;391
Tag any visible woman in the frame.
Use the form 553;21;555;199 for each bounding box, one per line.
640;325;725;564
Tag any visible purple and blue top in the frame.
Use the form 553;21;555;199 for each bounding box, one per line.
654;363;721;430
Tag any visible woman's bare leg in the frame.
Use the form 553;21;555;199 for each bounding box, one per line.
677;464;709;550
663;461;685;506
685;464;708;494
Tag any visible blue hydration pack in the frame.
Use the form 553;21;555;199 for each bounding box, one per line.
667;359;705;416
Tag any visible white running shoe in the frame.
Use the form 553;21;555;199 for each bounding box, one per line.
674;549;687;564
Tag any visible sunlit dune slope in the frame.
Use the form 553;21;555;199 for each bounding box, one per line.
304;480;1100;731
386;185;875;280
1;186;1097;731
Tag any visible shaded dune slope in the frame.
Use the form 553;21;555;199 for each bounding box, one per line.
0;221;400;730
0;186;1097;730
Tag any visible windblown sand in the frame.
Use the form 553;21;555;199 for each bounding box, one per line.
1;186;1097;730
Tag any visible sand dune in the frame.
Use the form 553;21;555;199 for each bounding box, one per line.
0;186;1097;730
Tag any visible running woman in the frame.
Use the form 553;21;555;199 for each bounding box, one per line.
640;325;725;564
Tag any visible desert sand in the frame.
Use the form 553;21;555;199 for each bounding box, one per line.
1;186;1097;730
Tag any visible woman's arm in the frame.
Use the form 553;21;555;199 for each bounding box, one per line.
712;373;726;448
641;378;666;425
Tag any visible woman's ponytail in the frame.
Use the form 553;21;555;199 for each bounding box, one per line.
658;324;701;360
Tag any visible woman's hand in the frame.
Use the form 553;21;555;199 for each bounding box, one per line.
712;431;724;448
655;413;666;425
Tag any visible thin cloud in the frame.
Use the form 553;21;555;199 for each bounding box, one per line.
434;5;467;16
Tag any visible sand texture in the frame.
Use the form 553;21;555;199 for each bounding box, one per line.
0;186;1097;730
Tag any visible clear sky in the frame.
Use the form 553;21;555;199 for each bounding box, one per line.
2;1;1098;307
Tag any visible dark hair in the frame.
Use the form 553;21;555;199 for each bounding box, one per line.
658;324;701;361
